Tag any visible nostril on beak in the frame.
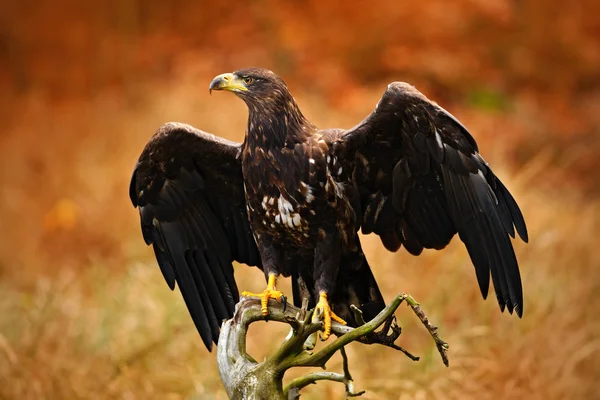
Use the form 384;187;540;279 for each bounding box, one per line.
209;73;237;94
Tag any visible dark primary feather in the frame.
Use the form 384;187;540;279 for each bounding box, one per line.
337;82;528;316
130;122;260;350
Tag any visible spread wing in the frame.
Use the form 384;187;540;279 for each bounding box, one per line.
129;122;260;350
336;83;528;316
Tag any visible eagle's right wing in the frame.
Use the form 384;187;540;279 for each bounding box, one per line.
130;122;260;350
336;83;528;316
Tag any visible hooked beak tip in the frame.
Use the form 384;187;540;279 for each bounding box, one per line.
209;73;232;94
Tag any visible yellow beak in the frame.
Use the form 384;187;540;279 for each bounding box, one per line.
209;73;248;94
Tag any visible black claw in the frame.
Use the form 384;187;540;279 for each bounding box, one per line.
282;295;287;312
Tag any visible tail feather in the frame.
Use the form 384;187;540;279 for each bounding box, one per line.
331;248;386;326
292;238;385;327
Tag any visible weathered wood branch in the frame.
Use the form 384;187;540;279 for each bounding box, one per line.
283;347;366;399
217;293;448;399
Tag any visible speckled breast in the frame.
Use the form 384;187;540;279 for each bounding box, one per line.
247;185;315;248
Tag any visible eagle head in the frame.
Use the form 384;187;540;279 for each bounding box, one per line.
209;68;290;106
209;67;314;146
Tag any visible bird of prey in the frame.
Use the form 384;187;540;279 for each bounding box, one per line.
129;68;528;350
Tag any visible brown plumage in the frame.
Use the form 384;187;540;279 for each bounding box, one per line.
130;68;528;350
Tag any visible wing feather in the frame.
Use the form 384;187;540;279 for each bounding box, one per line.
130;122;260;350
337;83;528;316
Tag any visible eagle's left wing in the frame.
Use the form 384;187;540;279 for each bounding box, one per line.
335;83;528;316
130;122;261;350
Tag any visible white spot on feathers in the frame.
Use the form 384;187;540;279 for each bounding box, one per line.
327;155;331;163
279;197;294;213
334;182;344;198
435;129;444;150
309;158;315;164
373;196;386;222
300;182;315;203
287;215;295;228
337;167;343;175
305;190;314;203
292;213;302;227
270;196;305;231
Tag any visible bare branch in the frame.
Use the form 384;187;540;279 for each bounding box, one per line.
284;347;364;399
403;294;449;366
340;347;366;397
217;293;449;399
285;372;348;399
283;294;407;369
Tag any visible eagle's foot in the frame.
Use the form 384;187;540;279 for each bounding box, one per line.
313;292;347;340
241;274;285;316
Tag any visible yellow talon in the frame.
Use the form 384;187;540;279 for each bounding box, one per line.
313;292;347;340
241;274;285;316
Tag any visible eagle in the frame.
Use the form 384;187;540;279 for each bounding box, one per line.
129;68;528;350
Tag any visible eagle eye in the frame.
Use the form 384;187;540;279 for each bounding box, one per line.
243;77;254;84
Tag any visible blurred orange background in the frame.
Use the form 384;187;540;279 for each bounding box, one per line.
1;1;599;399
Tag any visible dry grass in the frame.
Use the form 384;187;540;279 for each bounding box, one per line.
1;74;599;400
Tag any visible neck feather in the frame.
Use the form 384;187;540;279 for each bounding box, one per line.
245;93;316;150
